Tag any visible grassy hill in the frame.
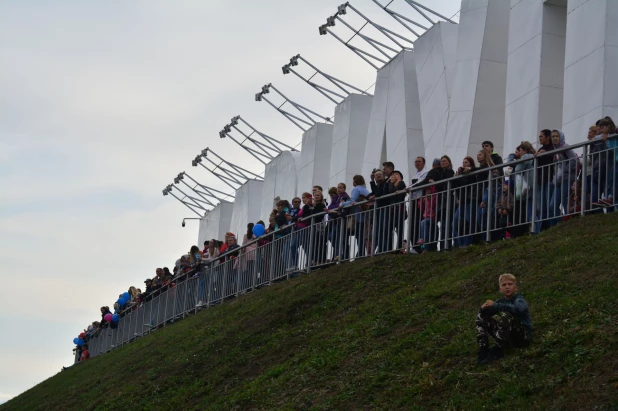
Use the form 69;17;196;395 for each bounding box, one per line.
4;214;618;410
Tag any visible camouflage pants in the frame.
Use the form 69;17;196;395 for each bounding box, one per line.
476;309;532;349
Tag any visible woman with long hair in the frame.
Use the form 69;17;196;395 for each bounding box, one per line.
239;223;257;291
511;141;537;236
549;129;578;224
476;149;497;240
453;156;478;247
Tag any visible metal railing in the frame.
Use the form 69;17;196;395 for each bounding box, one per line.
82;134;618;359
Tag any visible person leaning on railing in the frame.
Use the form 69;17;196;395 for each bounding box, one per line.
326;185;349;261
476;149;498;242
452;156;479;248
592;118;618;208
341;175;372;257
548;129;578;226
511;141;536;237
386;170;407;251
370;169;391;253
535;130;556;231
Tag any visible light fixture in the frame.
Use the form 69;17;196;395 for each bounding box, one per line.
319;24;327;35
181;217;201;228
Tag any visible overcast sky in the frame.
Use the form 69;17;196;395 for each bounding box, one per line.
0;0;459;402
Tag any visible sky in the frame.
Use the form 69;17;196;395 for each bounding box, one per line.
0;0;459;402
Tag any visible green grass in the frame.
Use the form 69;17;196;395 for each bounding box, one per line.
4;214;618;410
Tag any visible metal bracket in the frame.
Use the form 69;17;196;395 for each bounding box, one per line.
219;115;297;164
282;54;372;104
162;184;205;217
173;172;234;209
255;83;333;132
319;1;455;69
192;147;262;190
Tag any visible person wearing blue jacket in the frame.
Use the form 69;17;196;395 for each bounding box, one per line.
475;273;533;365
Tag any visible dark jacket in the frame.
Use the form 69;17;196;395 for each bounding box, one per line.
386;181;407;205
418;167;442;187
370;180;390;208
302;203;327;225
453;167;480;203
491;153;504;176
589;137;608;172
274;209;292;237
537;143;554;184
225;244;240;261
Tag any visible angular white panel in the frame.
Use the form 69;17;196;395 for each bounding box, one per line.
504;88;541;148
605;46;618;107
564;0;606;67
197;200;234;245
461;0;490;13
448;0;510;161
449;58;481;112
563;0;617;136
505;35;542;105
230;179;264;240
329;94;373;188
457;6;488;61
361;69;390;178
298;123;333;194
384;50;424;181
508;0;543;54
260;151;301;219
505;0;566;153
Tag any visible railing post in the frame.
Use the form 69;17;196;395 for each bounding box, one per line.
338;214;345;262
306;223;315;273
268;239;276;283
444;181;452;251
581;147;587;216
371;202;378;255
182;279;190;318
485;171;493;243
220;263;228;300
407;193;414;253
530;157;539;233
206;269;213;307
235;256;241;297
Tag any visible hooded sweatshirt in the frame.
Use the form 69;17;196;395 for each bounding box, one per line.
551;129;578;184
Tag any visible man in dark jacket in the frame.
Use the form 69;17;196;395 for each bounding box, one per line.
370;170;391;252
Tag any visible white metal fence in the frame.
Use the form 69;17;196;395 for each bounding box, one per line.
83;134;618;359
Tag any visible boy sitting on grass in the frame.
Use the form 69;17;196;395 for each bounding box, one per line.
476;273;533;365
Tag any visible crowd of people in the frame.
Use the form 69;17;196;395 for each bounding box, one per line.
72;116;618;362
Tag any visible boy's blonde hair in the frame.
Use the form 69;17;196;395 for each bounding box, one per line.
499;273;516;284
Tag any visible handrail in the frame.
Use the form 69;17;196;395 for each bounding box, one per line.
84;133;618;342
